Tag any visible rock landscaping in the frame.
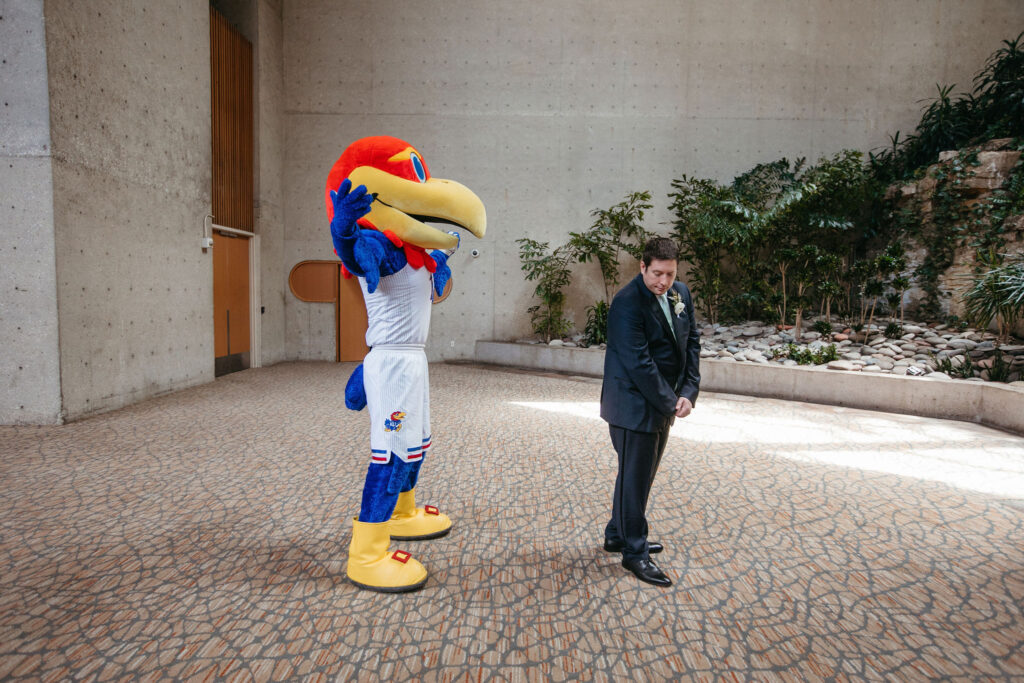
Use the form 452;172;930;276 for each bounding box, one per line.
699;319;1024;384
528;319;1024;385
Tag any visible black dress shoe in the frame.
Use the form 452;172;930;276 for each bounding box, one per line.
603;539;663;554
621;557;672;587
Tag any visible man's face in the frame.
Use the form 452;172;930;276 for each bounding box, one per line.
640;258;677;296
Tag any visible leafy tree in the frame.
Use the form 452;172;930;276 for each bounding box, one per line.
516;238;573;342
790;245;827;336
568;191;653;304
721;151;869;325
567;191;652;344
668;176;740;323
815;252;843;321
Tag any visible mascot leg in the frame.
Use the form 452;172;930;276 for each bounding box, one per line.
388;379;451;541
346;457;428;592
389;455;453;541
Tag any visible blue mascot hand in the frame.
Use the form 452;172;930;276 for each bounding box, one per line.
430;251;451;298
429;230;459;297
345;363;367;411
330;179;373;247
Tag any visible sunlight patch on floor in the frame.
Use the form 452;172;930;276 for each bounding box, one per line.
510;397;1024;499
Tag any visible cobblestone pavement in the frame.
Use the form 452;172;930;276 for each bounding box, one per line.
1;362;1023;681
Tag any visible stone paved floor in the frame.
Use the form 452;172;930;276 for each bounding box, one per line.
1;362;1023;681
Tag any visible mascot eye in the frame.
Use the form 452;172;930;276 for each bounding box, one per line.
411;153;427;183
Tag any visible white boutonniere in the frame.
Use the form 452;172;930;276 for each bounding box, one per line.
669;290;685;316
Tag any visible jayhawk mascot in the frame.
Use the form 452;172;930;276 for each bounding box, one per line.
326;136;486;592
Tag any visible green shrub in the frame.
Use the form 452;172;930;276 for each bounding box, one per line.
583;300;609;346
775;343;839;365
813;320;833;335
869;32;1024;183
516;238;573;342
988;349;1012;383
962;259;1024;343
931;352;974;378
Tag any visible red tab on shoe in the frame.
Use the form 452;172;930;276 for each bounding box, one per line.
424;505;439;516
391;550;411;564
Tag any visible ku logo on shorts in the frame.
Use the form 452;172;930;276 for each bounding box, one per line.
384;411;406;432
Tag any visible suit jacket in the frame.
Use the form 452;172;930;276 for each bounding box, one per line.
600;274;701;433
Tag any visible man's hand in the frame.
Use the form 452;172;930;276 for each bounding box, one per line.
674;397;693;418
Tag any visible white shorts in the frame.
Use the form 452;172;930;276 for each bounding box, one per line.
365;345;431;464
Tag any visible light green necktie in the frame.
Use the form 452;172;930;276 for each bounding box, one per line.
658;294;676;339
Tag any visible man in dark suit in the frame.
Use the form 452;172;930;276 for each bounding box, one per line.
601;237;701;587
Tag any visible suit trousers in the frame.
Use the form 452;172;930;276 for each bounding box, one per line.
604;423;671;561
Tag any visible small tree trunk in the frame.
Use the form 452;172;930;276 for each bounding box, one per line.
793;281;806;338
778;264;788;326
866;300;877;342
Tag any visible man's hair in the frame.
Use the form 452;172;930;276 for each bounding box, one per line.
642;237;679;266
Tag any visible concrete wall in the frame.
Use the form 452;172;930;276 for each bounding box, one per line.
254;0;287;366
45;0;214;420
0;0;62;424
282;0;1024;359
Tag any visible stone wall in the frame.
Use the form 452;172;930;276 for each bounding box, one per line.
892;139;1023;331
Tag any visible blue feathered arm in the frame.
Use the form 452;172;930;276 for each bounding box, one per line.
329;179;408;293
430;251;451;298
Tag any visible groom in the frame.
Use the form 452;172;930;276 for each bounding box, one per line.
601;237;701;587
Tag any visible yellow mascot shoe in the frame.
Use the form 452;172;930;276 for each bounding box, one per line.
388;489;453;541
347;518;427;593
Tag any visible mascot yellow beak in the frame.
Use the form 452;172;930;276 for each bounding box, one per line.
348;167;487;250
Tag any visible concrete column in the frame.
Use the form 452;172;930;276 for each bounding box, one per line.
0;0;62;424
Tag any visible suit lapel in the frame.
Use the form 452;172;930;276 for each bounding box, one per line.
646;286;675;342
669;286;686;355
634;277;683;354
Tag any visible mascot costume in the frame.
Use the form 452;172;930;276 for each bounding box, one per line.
325;136;486;592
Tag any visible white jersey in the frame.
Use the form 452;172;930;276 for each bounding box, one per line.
359;264;433;347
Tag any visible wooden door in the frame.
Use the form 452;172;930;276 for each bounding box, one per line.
210;7;253;376
212;232;251;357
337;275;370;361
288;261;369;362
